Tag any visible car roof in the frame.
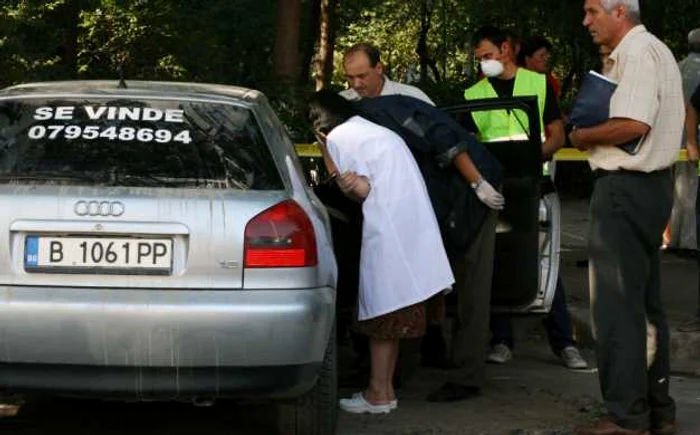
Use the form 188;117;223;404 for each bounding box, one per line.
0;80;264;103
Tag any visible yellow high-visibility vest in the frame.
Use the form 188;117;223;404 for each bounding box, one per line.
463;68;547;143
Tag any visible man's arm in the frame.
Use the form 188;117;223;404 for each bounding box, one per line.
568;118;650;151
542;119;565;158
453;152;482;184
540;80;565;157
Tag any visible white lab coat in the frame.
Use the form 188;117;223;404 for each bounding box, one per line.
327;116;454;321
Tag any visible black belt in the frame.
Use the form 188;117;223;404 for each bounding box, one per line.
592;167;670;180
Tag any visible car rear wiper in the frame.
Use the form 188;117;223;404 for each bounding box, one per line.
114;174;179;187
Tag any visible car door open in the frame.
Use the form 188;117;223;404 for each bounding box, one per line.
443;96;559;314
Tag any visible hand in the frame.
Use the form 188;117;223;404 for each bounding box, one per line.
473;179;505;210
687;142;700;162
568;128;589;151
337;171;371;200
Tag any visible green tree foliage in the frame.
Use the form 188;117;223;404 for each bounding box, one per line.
2;0;700;138
0;0;283;86
334;0;700;106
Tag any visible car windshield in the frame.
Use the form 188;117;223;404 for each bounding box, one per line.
0;97;283;189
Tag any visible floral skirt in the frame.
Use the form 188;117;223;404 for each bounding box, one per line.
352;295;445;340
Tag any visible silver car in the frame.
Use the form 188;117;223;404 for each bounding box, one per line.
0;81;338;434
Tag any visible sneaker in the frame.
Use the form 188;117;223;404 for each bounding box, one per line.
339;392;393;414
559;346;588;369
486;343;512;364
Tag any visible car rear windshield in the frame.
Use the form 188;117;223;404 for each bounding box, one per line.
0;97;284;189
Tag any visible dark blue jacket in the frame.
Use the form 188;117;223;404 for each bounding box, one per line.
354;95;503;255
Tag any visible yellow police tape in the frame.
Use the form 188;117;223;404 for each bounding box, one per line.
295;143;692;162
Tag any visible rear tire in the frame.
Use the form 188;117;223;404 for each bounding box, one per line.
276;330;337;435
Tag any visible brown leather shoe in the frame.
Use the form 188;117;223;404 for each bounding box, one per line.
650;419;677;435
575;417;650;435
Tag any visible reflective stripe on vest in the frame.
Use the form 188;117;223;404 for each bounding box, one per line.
463;69;547;144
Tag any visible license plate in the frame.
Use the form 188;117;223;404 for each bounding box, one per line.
24;236;173;275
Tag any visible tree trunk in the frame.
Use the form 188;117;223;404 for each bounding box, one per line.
315;0;336;90
301;0;321;86
272;0;302;82
417;0;440;84
60;0;82;76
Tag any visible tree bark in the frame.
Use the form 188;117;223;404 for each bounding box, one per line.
417;0;440;84
301;0;321;86
272;0;302;82
60;0;83;75
315;0;336;90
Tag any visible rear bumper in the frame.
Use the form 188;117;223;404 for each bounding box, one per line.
0;362;321;400
0;286;335;398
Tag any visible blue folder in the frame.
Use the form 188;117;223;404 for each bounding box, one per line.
569;70;644;155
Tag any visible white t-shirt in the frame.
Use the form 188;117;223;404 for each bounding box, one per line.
339;77;435;106
326;116;454;320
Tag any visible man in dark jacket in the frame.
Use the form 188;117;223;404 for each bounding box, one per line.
355;95;504;401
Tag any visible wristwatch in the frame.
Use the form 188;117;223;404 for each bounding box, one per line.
470;178;484;190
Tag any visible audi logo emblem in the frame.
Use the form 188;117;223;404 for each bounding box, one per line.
74;200;125;217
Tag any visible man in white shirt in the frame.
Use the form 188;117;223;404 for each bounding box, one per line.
339;43;434;105
570;1;683;433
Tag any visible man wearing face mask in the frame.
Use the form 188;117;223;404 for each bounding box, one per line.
462;26;584;371
464;26;565;156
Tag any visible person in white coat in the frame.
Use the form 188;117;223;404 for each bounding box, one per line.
308;90;454;414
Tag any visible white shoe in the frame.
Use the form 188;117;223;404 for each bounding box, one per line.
486;343;512;364
339;392;393;414
559;346;588;370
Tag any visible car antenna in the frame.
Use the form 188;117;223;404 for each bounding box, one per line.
117;54;127;89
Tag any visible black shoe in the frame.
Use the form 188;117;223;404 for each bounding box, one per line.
425;382;480;402
651;419;677;435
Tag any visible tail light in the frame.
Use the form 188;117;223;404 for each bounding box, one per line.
244;199;318;268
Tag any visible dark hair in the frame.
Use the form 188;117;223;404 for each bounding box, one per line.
308;90;357;134
518;35;553;66
472;26;508;49
344;43;382;67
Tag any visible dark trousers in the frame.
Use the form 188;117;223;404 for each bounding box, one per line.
446;209;498;387
490;277;576;352
589;169;675;430
695;177;700;318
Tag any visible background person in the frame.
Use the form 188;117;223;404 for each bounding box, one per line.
339;42;433;104
664;28;700;255
463;25;587;370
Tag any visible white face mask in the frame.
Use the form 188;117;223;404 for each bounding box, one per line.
480;59;505;78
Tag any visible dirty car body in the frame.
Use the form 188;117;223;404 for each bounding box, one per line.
0;81;337;405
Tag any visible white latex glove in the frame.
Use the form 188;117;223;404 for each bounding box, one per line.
472;179;505;210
